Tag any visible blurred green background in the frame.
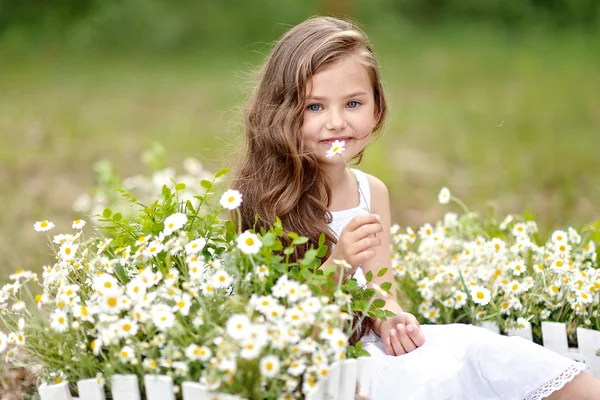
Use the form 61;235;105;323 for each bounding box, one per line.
1;0;600;281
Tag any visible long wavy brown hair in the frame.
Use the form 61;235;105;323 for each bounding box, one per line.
232;16;388;343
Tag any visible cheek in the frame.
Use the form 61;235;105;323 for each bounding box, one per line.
301;114;321;140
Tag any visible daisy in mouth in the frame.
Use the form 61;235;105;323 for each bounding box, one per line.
324;139;348;159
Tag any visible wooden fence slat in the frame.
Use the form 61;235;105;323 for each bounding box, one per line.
576;327;600;378
111;375;141;400
76;378;106;400
507;321;533;341
181;382;245;400
144;375;175;400
181;382;212;400
338;359;358;400
326;362;342;399
541;322;569;355
305;379;326;400
38;382;73;400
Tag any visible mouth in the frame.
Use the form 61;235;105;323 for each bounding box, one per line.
319;137;352;144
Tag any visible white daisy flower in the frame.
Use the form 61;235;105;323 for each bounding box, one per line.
219;189;243;210
325;140;346;159
8;332;25;346
50;310;69;333
142;358;159;371
116;319;139;338
470;285;491;306
34;220;55;232
151;304;175;331
59;243;79;261
119;345;135;363
163;213;187;235
145;241;164;258
438;187;451;204
72;219;86;230
255;264;270;278
211;270;232;289
126;278;147;302
226;314;251;341
0;332;7;354
551;230;568;245
236;231;262;255
172;293;192;316
11;301;26;312
93;274;122;297
512;223;528;237
260;355;281;378
185;238;207;255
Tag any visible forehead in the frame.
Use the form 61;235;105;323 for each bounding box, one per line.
305;55;373;98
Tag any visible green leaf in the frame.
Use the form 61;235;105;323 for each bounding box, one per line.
373;298;386;308
316;245;328;258
288;232;299;241
376;268;388;277
318;233;326;247
162;185;171;196
175;183;187;191
380;281;392;292
200;180;212;189
365;270;373;282
283;248;295;256
186;201;195;213
113;213;122;222
102;208;112;218
215;168;229;178
262;232;276;247
292;237;309;245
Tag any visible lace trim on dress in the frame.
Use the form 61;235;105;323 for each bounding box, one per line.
524;362;588;400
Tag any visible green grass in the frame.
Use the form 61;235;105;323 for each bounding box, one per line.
1;26;599;282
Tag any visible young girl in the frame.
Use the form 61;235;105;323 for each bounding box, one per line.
233;16;600;399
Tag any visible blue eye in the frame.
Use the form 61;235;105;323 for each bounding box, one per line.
307;104;322;112
347;101;360;108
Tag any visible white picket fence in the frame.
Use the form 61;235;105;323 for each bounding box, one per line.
39;322;600;400
38;359;361;400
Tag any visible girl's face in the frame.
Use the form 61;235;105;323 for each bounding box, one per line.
301;55;378;164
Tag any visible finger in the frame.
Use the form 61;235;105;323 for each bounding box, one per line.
381;330;394;356
396;324;417;353
405;313;421;328
354;249;376;265
389;328;406;356
352;222;384;240
347;214;381;232
353;237;382;254
406;324;426;347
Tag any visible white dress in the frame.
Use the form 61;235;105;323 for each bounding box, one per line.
328;169;588;400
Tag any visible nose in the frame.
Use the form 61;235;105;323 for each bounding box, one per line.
325;108;346;131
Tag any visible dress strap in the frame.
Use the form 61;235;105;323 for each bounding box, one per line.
350;169;371;210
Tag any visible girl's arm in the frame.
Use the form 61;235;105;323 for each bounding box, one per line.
362;174;404;334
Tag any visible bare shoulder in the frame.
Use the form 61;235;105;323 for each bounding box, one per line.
364;173;390;211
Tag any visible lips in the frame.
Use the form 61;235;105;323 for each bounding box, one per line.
319;137;352;144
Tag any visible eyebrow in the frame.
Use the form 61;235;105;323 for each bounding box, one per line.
306;91;369;100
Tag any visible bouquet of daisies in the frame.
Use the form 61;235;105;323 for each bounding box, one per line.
392;188;600;342
0;168;389;399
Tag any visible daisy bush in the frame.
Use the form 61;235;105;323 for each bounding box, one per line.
392;188;600;343
1;169;391;399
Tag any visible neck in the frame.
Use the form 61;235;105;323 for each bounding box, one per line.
322;163;350;191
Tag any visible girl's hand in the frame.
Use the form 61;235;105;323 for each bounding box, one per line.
379;311;426;356
331;214;383;276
